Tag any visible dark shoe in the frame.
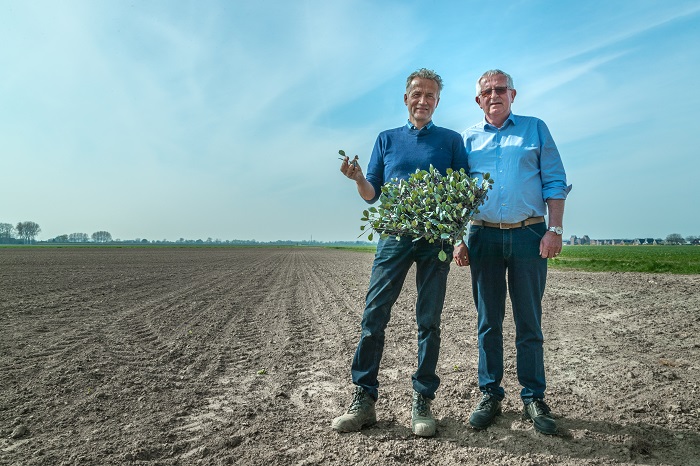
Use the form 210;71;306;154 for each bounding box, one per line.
411;391;436;437
331;386;377;432
522;399;557;435
469;393;502;429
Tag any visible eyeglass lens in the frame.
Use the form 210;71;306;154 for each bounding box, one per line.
480;87;509;97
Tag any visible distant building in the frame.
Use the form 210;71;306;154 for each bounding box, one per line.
567;236;676;245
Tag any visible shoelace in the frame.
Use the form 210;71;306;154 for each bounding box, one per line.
347;389;367;414
478;395;498;411
414;394;429;416
529;400;551;416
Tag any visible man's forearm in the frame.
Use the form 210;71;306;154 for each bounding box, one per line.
546;198;565;227
356;178;376;201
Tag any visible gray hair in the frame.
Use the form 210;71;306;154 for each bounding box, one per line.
406;68;443;93
475;69;514;96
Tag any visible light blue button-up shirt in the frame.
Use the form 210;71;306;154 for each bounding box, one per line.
462;113;571;224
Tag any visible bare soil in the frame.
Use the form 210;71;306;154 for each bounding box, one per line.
1;247;699;466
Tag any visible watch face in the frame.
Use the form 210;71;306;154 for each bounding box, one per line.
549;226;563;235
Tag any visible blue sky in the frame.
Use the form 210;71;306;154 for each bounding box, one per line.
1;0;699;242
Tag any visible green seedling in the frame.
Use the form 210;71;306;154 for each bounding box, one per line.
338;149;359;168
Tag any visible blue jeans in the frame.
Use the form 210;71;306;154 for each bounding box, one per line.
351;236;452;401
467;222;548;402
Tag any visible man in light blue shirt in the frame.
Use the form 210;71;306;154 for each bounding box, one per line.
454;69;571;435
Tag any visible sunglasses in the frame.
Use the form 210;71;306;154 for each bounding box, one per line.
479;87;510;98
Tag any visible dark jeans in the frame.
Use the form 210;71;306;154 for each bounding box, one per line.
351;236;452;401
467;222;548;402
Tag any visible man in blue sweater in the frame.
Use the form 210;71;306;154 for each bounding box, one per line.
332;68;468;437
454;69;571;435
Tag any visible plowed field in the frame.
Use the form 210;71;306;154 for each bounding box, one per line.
1;247;699;465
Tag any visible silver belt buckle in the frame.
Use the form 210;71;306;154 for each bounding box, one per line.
499;222;508;229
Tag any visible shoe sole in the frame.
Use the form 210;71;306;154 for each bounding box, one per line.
534;427;557;435
522;412;557;435
527;421;557;435
331;418;377;432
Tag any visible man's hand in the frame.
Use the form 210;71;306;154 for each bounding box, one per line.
539;231;563;259
453;242;470;266
340;155;364;182
339;155;376;201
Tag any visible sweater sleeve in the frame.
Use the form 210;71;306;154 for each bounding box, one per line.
364;133;385;204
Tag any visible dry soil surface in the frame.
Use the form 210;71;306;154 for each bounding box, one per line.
1;247;699;466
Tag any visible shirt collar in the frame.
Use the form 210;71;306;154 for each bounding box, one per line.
406;120;434;131
483;113;515;130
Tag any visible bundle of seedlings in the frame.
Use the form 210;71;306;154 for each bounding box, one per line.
356;158;493;261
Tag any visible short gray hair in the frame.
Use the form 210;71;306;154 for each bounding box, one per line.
476;69;514;96
406;68;443;93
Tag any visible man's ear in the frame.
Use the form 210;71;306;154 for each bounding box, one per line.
510;89;517;101
404;93;408;106
475;96;481;106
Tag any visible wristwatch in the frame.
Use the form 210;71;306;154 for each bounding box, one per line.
548;226;564;235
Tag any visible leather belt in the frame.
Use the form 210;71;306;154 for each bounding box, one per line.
471;216;545;229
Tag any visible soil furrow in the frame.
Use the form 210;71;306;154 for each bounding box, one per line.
1;248;699;466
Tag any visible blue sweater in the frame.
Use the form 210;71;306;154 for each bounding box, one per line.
365;122;468;204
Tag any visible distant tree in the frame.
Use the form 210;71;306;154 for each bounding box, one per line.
16;221;41;244
53;234;69;243
687;235;698;243
665;233;685;245
0;222;15;243
69;232;89;243
91;231;113;243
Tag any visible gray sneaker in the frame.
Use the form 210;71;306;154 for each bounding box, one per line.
412;391;436;437
331;386;377;432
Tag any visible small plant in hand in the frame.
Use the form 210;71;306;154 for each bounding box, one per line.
338;149;359;168
349;157;493;261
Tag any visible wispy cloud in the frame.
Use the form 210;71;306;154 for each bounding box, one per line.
546;4;700;66
1;1;699;240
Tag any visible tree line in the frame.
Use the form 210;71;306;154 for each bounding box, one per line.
1;220;698;246
0;222;113;244
665;233;700;245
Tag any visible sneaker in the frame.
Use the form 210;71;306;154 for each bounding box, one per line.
331;386;377;432
412;391;436;437
522;399;557;435
468;393;502;429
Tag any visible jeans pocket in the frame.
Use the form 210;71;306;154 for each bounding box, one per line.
524;224;546;240
467;225;481;247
